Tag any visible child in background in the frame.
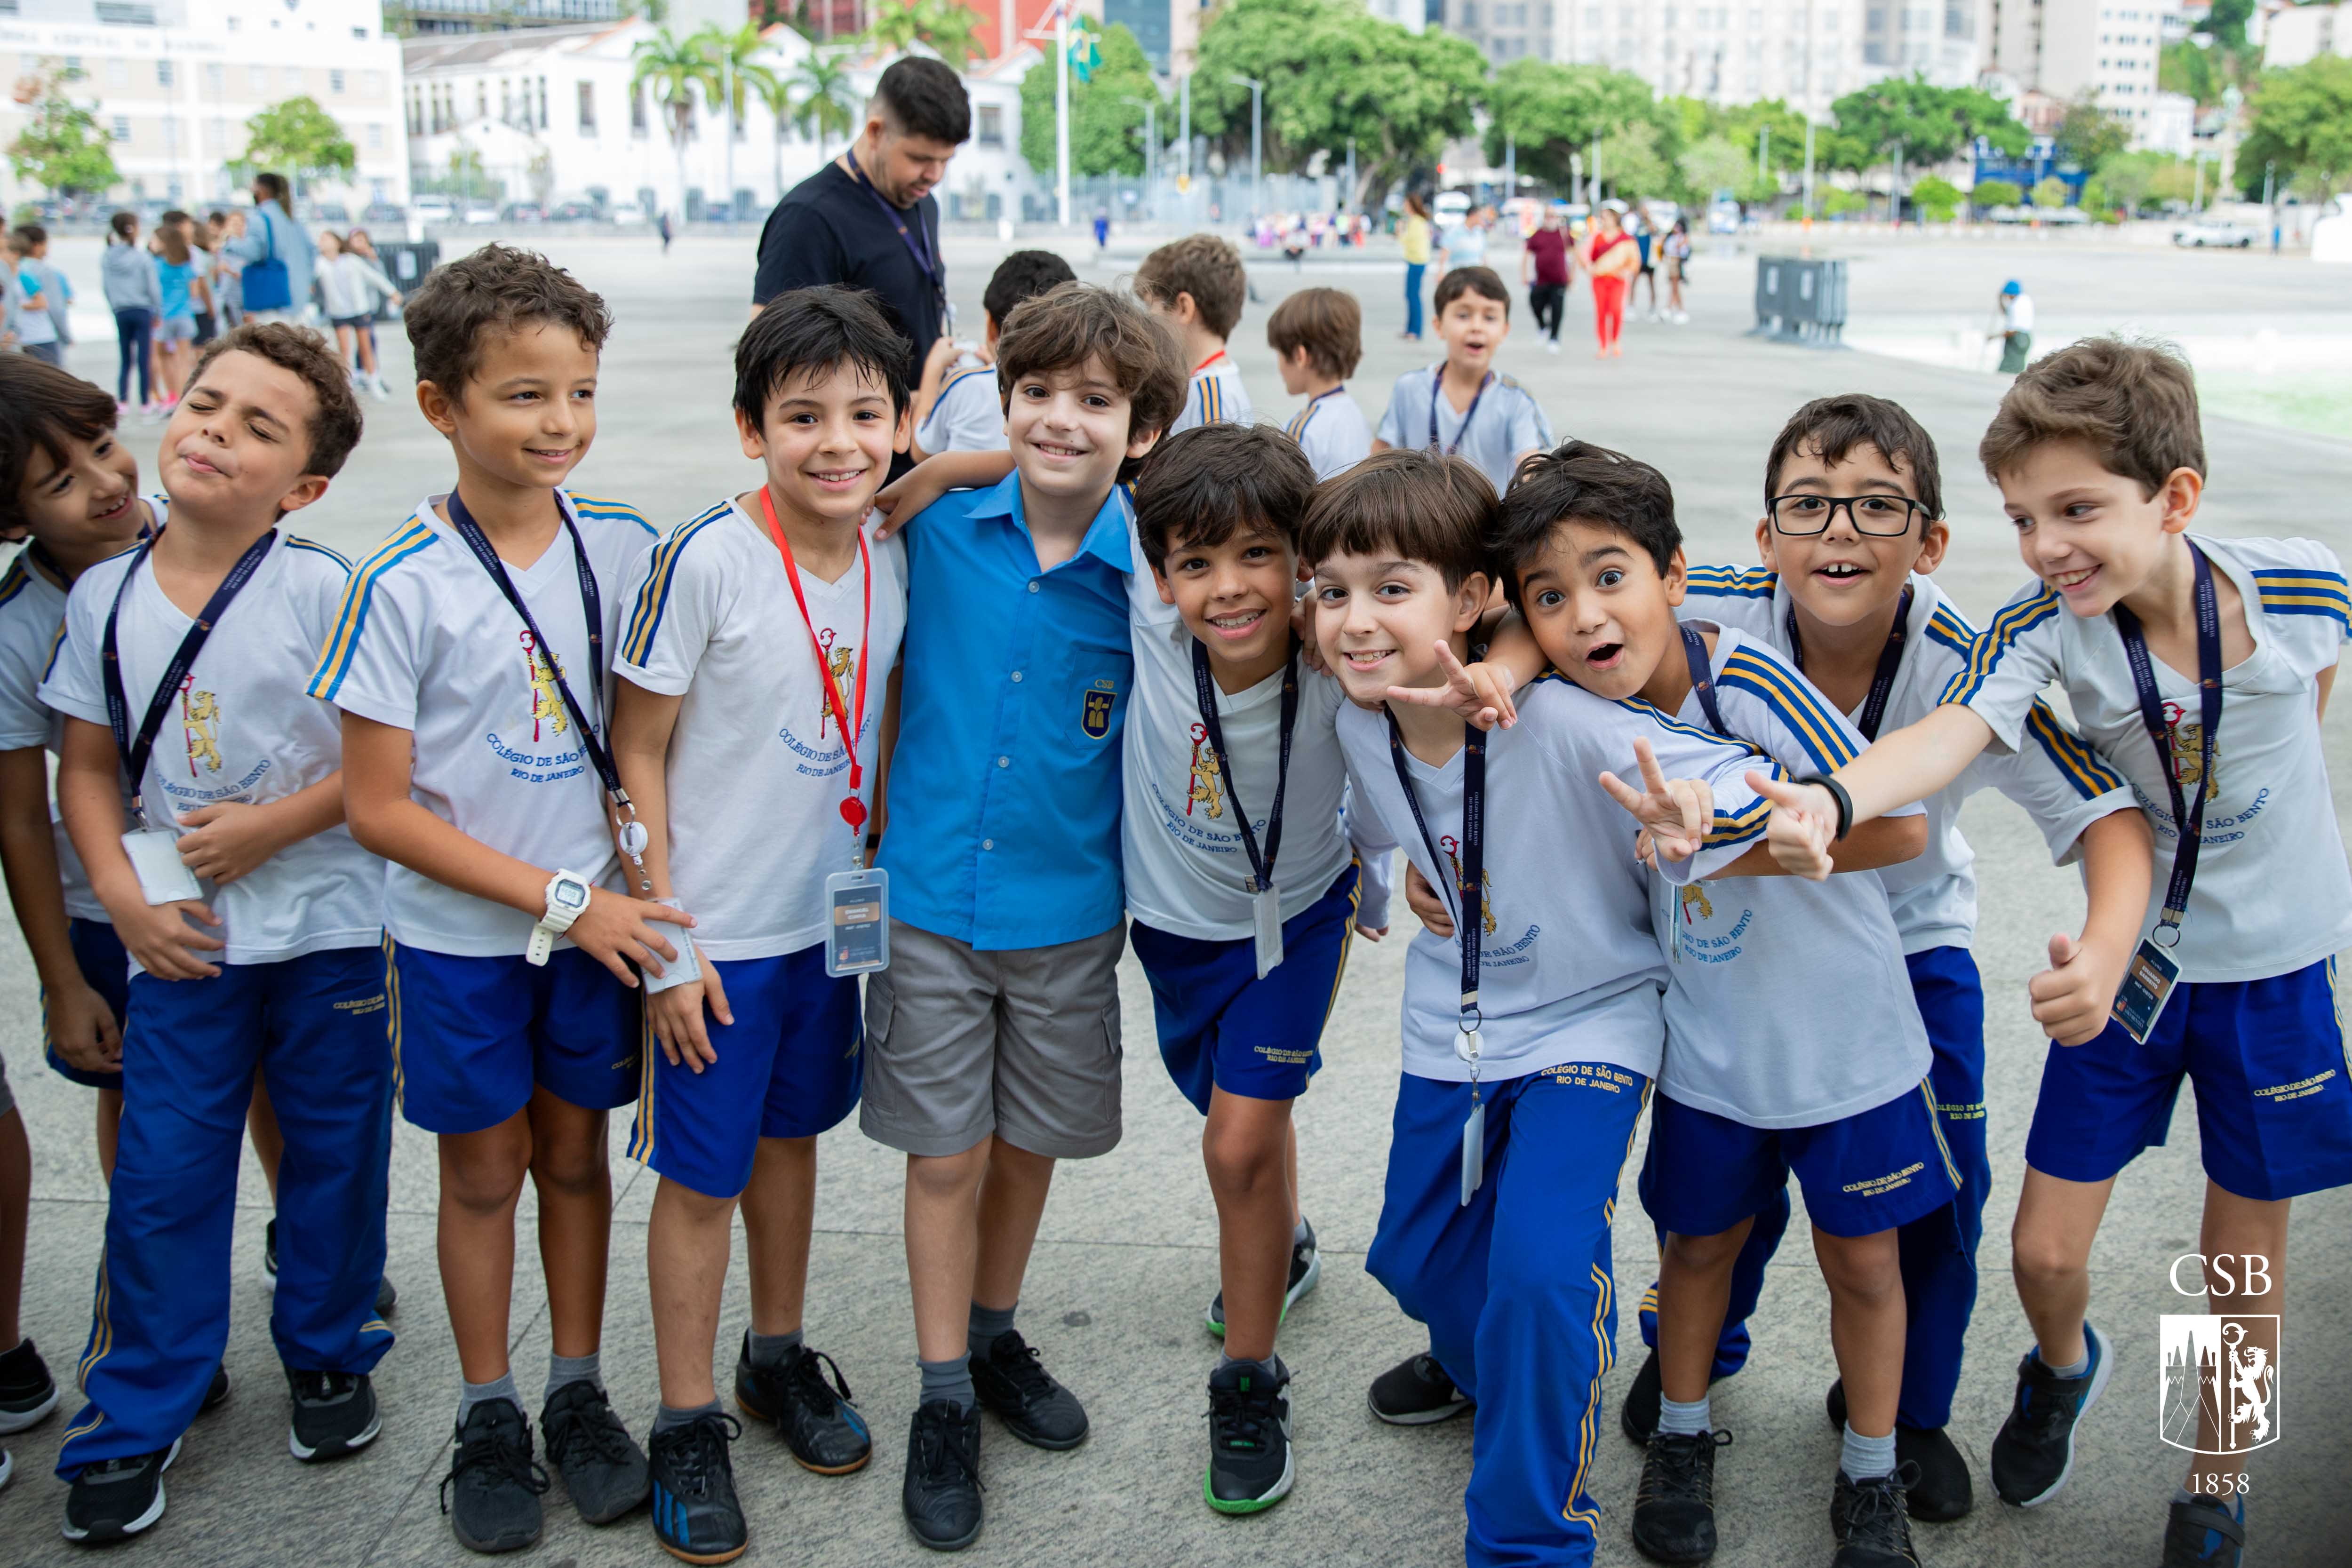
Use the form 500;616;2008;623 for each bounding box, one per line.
1371;267;1551;497
1266;288;1373;481
8;231;61;368
14;226;73;363
1137;234;1254;433
207;212;246;333
909;248;1075;459
151;214;210;406
313;232;400;402
102;212;162;417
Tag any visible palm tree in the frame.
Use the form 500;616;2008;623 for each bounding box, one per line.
631;27;715;215
789;47;860;159
863;0;923;56
910;0;981;67
691;22;778;213
754;68;795;200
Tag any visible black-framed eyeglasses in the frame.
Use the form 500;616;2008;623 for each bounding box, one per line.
1767;493;1933;537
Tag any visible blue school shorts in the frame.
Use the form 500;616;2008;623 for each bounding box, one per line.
388;941;641;1135
1641;1079;1961;1239
45;918;129;1091
2024;958;2352;1202
1127;862;1361;1115
627;944;863;1199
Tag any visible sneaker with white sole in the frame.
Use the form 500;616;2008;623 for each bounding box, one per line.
1366;1353;1470;1425
1205;1358;1294;1514
0;1337;59;1433
62;1439;180;1543
288;1369;381;1461
1989;1322;2111;1507
1206;1222;1321;1338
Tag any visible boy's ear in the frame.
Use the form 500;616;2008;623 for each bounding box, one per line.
1125;422;1162;463
1754;514;1778;571
274;474;331;518
1451;571;1492;631
734;406;767;461
1661;547;1688;609
415;379;461;439
2156;467;2202;535
1174;291;1201;327
1913;516;1951;575
1149;563;1176;606
893;401;912;456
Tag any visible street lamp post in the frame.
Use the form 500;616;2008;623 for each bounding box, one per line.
1228;73;1262;223
1056;6;1071;227
1124;94;1156;218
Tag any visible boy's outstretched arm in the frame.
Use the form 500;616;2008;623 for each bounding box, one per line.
1705;812;1928;877
0;746;120;1068
871;447;1015;540
2028;807;2154;1046
1760;704;1997;878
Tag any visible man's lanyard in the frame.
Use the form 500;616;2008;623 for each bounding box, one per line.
1189;638;1298;896
1787;584;1913;742
102;527;274;828
759;489;873;845
2112;545;2223;946
444;491;652;894
1386;712;1485;1054
1680;623;1730;737
844;147;943;302
1427;365;1492;457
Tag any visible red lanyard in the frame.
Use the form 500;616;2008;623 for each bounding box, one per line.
1192;350;1228;375
757;488;873;830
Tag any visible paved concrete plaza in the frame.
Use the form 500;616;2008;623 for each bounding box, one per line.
4;227;2351;1567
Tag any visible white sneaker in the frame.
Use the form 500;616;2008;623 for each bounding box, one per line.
1545;338;1561;354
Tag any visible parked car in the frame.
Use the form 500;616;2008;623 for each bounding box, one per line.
461;203;500;225
549;200;598;222
360;202;406;225
304;202;350;225
605;201;648;224
2173;218;2256;248
1708;195;1742;233
501;201;546;223
1434;190;1472;223
411;197;455;225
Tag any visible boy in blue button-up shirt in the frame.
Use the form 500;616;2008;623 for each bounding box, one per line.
864;282;1187;1551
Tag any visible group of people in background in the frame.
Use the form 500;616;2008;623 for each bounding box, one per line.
1401;191;1694;358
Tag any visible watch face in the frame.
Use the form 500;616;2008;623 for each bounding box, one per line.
554;880;589;912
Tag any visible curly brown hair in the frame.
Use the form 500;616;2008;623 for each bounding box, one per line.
992;282;1187;482
403;244;613;403
1979;335;2205;496
188;321;364;478
1134;233;1249;340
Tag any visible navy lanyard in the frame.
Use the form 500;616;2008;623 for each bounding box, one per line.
1787;584;1913;742
102;527;275;827
1680;623;1730;737
1387;712;1485;1027
1426;365;1491;457
1190;638;1299;895
2112;545;2223;945
1294;385;1342;432
845;148;944;304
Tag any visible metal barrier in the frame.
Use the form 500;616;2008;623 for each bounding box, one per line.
1749;255;1848;346
369;240;442;321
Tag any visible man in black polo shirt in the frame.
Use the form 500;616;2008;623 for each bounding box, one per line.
752;56;970;400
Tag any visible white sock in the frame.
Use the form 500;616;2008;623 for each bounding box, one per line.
1657;1393;1710;1436
1841;1422;1897;1481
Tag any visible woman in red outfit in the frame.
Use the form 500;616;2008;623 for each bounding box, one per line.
1579;206;1639;358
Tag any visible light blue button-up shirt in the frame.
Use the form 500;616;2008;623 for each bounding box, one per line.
879;472;1134;950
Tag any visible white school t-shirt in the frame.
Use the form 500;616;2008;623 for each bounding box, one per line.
1939;535;2352;985
1167;355;1255;435
40;529;381;968
917;364;1006;455
0;546;104;921
1376;367;1554;498
1337;674;1777;1086
1283;389;1375;482
1682;565;2136;954
613;499;908;959
306;490;657;958
1649;624;1931;1128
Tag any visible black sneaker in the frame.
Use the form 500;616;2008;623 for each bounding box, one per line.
265;1219;398;1316
287;1369;381;1461
441;1397;550;1554
1367;1352;1471;1425
734;1335;872;1474
646;1411;746;1565
1;1446;12;1493
901;1399;984;1552
2161;1495;2246;1567
1205;1358;1294;1514
1631;1428;1732;1565
1824;1383;1973;1522
0;1337;59;1434
202;1364;231;1412
541;1379;650;1524
1626;1349;1734;1446
61;1439;179;1543
970;1329;1088;1450
1206;1222;1323;1337
1989;1323;2111;1507
1831;1465;1921;1567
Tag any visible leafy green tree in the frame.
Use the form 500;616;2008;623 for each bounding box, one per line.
1598;119;1671;200
2053;94;2131;173
233;96;355;198
1830;75;2027;212
1819;185;1865;217
1677;135;1751;204
693;19;779;199
2206;0;2253;47
788;47;860;157
2081;150;2181;215
632;28;715;206
1971;177;2022;210
1718;98;1810;176
862;0;981;65
2160;40;2218;105
2237;55;2352;201
2031;175;2070;208
1910;174;1961;221
4;62;116;199
1018;22;1162;176
1483;60;1654;189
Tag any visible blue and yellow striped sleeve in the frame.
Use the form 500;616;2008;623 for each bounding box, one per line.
1716;647;1860;773
1938;586;2059;708
308;521;434;701
2022;699;2127;800
1682;565;1778;600
2252;566;2352;636
567;492;656;536
618;506;727;669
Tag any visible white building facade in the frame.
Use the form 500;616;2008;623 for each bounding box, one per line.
0;0;407;208
1984;0;2174;146
2254;0;2348;66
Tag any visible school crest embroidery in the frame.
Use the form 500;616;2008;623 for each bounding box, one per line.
2160;1314;2279;1454
180;678;221;775
1680;884;1713;923
818;628;856;737
521;629;569;743
1185;721;1225;819
1081;678;1116;740
1439;835;1499;935
2161;699;2221;795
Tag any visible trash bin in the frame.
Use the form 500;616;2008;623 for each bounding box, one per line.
1749;255;1848;347
370;239;442;321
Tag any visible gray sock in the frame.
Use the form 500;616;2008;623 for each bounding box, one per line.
1218;1352;1284;1378
1841;1422;1897;1481
654;1398;722;1434
1657;1393;1710;1437
919;1353;974;1414
546;1350;603;1405
2041;1345;2091;1379
1292;1217;1314;1250
747;1328;803;1369
459;1372;522;1422
968;1300;1017;1357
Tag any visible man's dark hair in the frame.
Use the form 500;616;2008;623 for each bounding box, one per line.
253;172;292;215
1493;441;1680;609
0;356;118;536
1980;334;2204;495
1133;423;1318;573
404;244;613;402
1134;233;1248;340
1265;287;1362;380
11;223;46;251
984;249;1078;330
994;282;1187;482
1766;394;1943;520
873;57;971;146
188;321;364;479
1434;265;1511;320
1297;449;1494;592
735;284;913;427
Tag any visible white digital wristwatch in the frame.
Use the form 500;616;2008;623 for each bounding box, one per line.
527;869;594;966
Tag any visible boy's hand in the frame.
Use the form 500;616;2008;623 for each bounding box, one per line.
114;898;226;981
919;334;962;385
1290;594;1325;673
1387;642;1517;731
872;464;952;542
1753;773;1838;879
2031;932;2129;1047
1353;917;1388;941
566;887;694;987
44;976;122;1072
648;962;734;1072
1403;861;1455;939
1599;740;1713;862
175;801;288;886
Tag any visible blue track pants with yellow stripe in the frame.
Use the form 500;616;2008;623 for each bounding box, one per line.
58;947;395;1475
1368;1064;1649;1567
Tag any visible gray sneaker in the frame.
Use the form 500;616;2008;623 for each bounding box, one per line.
540;1379;649;1525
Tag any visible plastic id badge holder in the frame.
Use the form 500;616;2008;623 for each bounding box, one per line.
2110;939;2182;1044
640;897;703;994
122;829;201;905
826;868;890;977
